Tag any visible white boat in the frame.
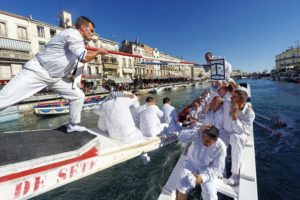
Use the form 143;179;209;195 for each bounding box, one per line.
158;83;258;200
0;106;20;123
0;126;178;200
34;97;105;115
149;87;165;93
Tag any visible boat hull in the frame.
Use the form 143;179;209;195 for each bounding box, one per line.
0;127;178;200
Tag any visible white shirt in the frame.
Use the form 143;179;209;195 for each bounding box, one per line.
224;102;255;135
101;97;143;143
130;96;141;127
179;129;226;183
140;104;163;136
189;106;204;121
205;108;224;131
30;28;87;78
231;102;255;135
161;103;179;132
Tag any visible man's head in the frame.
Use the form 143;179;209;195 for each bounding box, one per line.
205;52;213;62
231;89;248;109
211;96;223;112
146;96;155;105
218;85;228;97
163;97;170;104
76;16;95;41
200;125;219;146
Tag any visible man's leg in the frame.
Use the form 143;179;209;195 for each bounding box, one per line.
201;180;218;200
0;69;47;110
226;133;247;185
50;78;85;132
177;190;187;200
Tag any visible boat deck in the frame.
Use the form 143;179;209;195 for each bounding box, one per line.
0;125;96;166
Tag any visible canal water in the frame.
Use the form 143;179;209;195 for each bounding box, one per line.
1;79;300;200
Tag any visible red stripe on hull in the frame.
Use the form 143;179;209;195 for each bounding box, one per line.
0;147;98;183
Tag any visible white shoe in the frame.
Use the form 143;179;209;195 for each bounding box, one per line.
224;174;240;186
67;123;87;133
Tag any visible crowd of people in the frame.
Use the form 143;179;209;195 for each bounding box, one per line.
94;75;255;200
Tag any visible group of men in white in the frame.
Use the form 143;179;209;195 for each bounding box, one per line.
95;90;180;144
176;52;255;200
94;78;255;200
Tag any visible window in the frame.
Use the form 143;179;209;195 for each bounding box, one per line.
0;22;6;36
38;42;46;50
87;66;92;75
37;26;45;37
95;67;99;74
50;29;56;38
17;26;27;40
122;58;126;67
128;59;132;68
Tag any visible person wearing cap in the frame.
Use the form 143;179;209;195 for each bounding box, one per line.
224;89;255;186
177;125;226;200
0;16;108;133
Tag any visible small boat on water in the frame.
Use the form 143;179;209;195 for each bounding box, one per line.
149;87;165;94
0;106;20;123
158;83;258;200
34;96;105;115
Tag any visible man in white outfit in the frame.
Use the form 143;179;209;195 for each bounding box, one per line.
100;96;143;144
140;97;168;137
130;91;141;128
0;16;108;133
205;96;229;144
224;89;255;185
177;125;226;200
204;52;233;82
160;97;182;132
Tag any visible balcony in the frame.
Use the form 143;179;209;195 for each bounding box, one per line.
0;37;31;52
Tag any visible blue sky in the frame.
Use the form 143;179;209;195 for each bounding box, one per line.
1;0;300;72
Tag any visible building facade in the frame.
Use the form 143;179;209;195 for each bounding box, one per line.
275;45;300;72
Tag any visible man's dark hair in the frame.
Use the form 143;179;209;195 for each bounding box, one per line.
163;97;170;104
205;52;212;57
227;84;234;93
234;89;248;103
75;16;95;29
203;125;219;140
145;96;154;103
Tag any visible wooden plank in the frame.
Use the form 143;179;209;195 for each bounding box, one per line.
239;126;258;200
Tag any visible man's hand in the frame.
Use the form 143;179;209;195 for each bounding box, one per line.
97;48;108;55
231;103;239;120
193;173;203;185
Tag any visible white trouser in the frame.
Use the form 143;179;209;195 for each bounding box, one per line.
177;164;217;200
229;133;247;174
0;67;85;124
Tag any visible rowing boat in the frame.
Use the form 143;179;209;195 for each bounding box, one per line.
158;83;258;200
34;97;105;115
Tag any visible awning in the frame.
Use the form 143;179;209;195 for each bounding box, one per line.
106;77;133;84
104;63;118;69
138;62;168;65
123;68;135;74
